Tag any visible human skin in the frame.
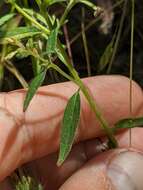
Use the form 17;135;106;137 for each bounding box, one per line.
0;75;143;189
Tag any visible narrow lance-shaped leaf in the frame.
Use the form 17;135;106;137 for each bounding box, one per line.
23;70;46;111
0;13;15;26
0;27;41;42
99;42;113;71
47;27;58;55
114;117;143;133
57;90;81;166
98;31;116;71
23;8;47;26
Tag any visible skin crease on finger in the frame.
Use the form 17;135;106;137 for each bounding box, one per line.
0;75;143;189
59;148;143;190
19;128;143;190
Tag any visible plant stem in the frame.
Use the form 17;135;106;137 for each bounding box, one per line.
129;0;135;147
51;52;117;146
5;60;28;89
60;0;75;26
56;39;117;146
10;2;50;35
79;0;98;11
81;7;91;76
63;24;74;66
60;0;98;27
107;0;127;74
9;0;117;147
74;73;117;148
50;63;75;82
70;0;124;45
57;40;117;147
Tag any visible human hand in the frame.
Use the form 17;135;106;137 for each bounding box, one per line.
0;75;143;190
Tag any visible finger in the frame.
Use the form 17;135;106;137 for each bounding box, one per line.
24;128;143;190
59;148;143;190
0;76;143;182
24;138;106;190
59;128;143;190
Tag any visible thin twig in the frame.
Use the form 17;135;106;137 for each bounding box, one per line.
63;24;74;66
70;0;124;45
5;60;28;89
81;7;91;76
129;0;135;147
107;0;127;73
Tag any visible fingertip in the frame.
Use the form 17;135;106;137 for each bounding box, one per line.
60;149;143;190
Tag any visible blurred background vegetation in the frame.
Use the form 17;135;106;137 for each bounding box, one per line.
0;0;143;89
1;0;143;189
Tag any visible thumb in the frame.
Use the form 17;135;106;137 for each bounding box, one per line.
60;148;143;190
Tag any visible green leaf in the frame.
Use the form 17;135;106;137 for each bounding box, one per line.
5;48;30;60
98;31;116;71
16;48;30;59
23;8;47;26
5;49;19;60
23;70;46;111
0;27;41;43
0;13;15;26
114;117;143;132
56;46;66;65
35;0;42;7
57;90;81;166
99;42;113;71
47;27;58;55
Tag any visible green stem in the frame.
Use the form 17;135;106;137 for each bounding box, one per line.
56;30;117;147
59;0;98;27
70;0;124;45
51;58;117;146
60;0;76;26
57;40;117;147
130;0;134;114
10;1;50;35
79;0;98;11
50;63;75;82
73;73;117;148
9;0;117;147
81;7;91;76
129;0;135;146
107;0;127;74
35;0;42;8
5;60;28;89
40;3;52;28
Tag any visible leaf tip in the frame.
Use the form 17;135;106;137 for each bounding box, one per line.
56;158;64;167
23;97;28;112
23;104;27;112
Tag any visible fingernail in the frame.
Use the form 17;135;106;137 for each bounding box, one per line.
108;150;143;190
